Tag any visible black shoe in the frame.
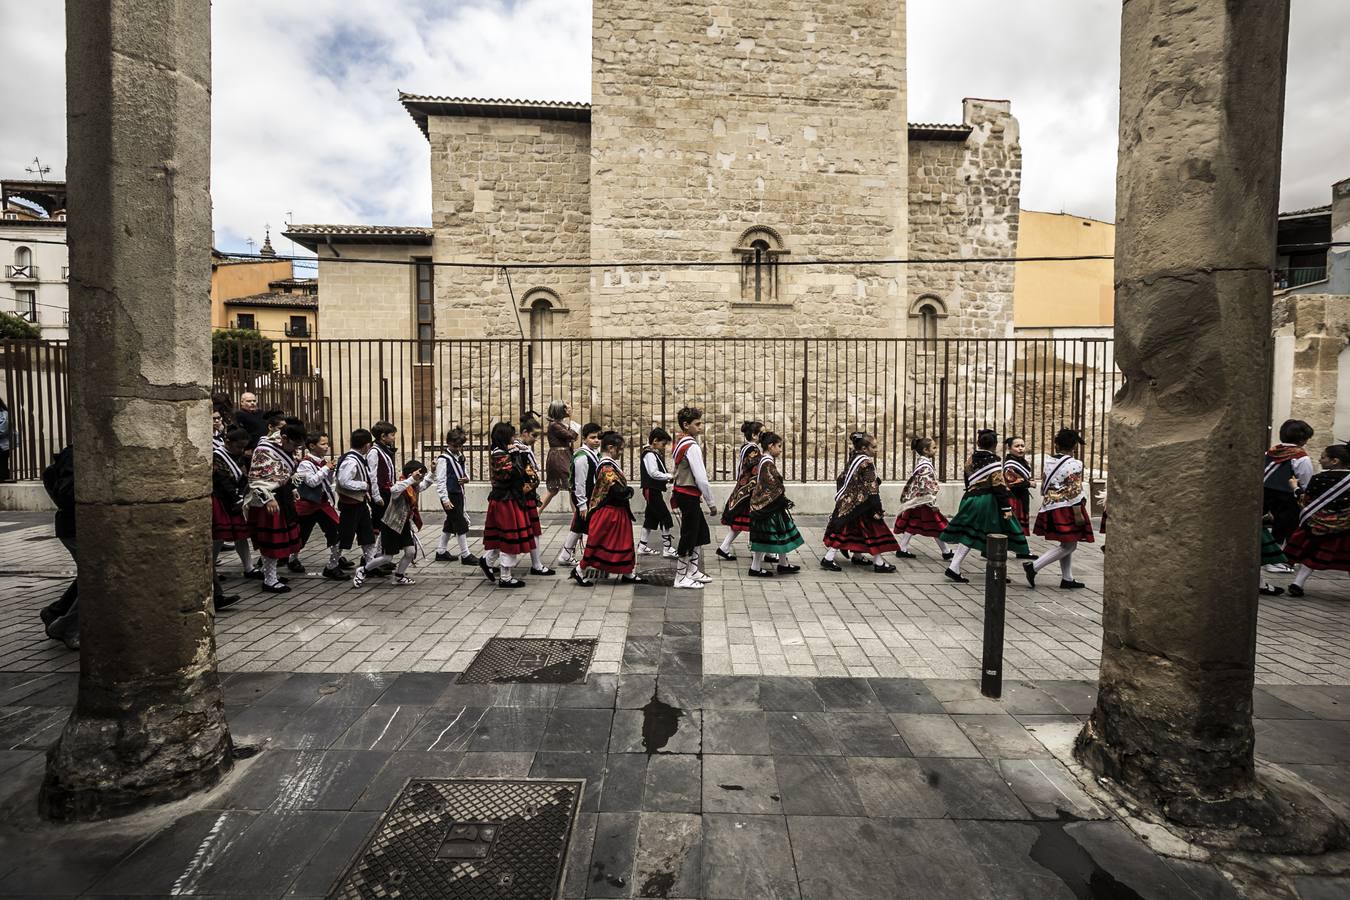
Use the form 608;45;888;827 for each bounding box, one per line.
1015;554;1037;560
896;551;917;559
820;559;843;572
245;568;263;580
435;551;455;562
479;557;498;583
1288;584;1306;598
942;551;955;560
530;566;557;576
216;593;242;610
260;582;291;594
851;554;872;566
39;607;56;627
748;567;774;577
569;568;594;587
460;553;479;566
1059;580;1087;590
776;563;801;575
872;562;896;574
1023;562;1036;588
338;557;356;570
498;577;526;589
716;548;737;561
620;574;647;584
944;568;970;584
322;565;346;580
220;542;235;552
287;558;306;574
765;554;780;563
1259;585;1285;596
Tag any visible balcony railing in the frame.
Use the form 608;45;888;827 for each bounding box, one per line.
1275;267;1328;289
5;264;38;281
284;323;311;338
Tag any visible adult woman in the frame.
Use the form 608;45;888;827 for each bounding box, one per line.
539;401;577;512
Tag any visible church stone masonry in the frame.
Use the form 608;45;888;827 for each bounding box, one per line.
289;1;1021;341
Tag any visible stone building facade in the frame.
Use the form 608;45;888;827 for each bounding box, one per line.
288;2;1021;344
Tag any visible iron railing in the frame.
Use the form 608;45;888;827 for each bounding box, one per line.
1;337;1119;483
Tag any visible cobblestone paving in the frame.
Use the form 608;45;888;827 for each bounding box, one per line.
2;512;1349;684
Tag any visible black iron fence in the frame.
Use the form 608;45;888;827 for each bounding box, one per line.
2;337;1119;483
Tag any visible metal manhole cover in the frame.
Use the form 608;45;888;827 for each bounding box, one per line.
330;778;582;900
457;638;596;685
636;564;679;587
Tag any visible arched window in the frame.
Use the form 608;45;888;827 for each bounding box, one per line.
521;287;563;342
908;294;949;345
13;246;32;275
733;227;788;302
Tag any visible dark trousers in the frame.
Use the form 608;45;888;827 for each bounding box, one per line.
1264;488;1301;544
43;535;79;639
300;512;339;548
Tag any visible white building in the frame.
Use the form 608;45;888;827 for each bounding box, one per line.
1;180;69;340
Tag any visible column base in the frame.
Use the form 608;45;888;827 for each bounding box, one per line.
39;667;233;823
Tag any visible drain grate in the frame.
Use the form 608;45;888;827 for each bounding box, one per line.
330;778;582;900
457;638;596;685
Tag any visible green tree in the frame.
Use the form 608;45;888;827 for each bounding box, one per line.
212;328;274;371
0;312;41;339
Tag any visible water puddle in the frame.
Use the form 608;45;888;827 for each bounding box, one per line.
640;689;684;756
1027;815;1144;900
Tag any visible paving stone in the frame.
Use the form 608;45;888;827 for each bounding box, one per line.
221;671;292;709
0;705;68;750
996;758;1108;820
951;820;1080;899
827;712;911;757
542;707;614;753
655;673;704;710
563;811;598;898
610;708;702;755
773;756;866;816
285;810;381;897
0;818;146;896
1262;685;1350;721
228;704;365;751
556;673;619;708
1066;820;1209;899
617;673;658;708
765;712;843;756
400;705;489;752
1285;764;1350;820
952;714;1054;759
702;813;800;900
90;809;259;895
702;755;783;815
330;704;427;752
372;672;456;706
889;713;983;758
1292;876;1350;899
1256;719;1350;765
350;751;463;811
453;751;535;777
599;753;648;812
644;754;701;813
812;676;882;711
633;812;701;898
702;675;761;710
192;810;345;894
760;677;825;711
530;750;606;812
589;811;641;898
703;710;772;755
870;677;946;713
1252;687;1321;720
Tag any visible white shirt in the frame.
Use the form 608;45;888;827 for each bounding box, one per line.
679;439;715;504
642;450;673;482
572;446;599;509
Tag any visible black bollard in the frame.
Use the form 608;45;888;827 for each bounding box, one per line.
981;534;1008;699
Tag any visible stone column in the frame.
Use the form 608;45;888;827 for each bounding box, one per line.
41;0;232;821
1077;0;1302;833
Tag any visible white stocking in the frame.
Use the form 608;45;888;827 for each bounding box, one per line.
396;547;416;576
1293;564;1313;588
719;532;738;553
899;533;914;552
531;547;544;569
751;551;766;571
936;539;950;554
236;542;252;573
261;556;281;587
436;532;451;552
824;548;839;562
457;534;470;555
949;544;972;575
1033;542;1075;574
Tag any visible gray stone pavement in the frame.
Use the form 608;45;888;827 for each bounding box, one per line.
2;511;1349;684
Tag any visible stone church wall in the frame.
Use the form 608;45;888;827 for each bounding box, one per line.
589;0;909;337
427;114;591;339
908;98;1022;340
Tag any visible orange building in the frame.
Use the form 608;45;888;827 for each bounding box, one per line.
209;234;293;329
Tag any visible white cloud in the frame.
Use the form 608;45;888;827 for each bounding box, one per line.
2;0;1345;256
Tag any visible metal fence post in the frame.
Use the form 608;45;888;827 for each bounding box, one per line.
799;338;809;482
981;533;1008;699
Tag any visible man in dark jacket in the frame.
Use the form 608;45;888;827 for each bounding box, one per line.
234;391;267;443
40;445;79;650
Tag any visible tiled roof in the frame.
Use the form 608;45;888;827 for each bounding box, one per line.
283;223;434;251
224;291;318;309
268;277;317;289
907;122;973;141
1280;204;1331;219
399;93;592;137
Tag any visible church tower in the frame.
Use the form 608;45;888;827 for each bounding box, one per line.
590;0;909;337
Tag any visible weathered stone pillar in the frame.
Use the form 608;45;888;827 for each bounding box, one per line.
41;0;231;821
1076;0;1337;841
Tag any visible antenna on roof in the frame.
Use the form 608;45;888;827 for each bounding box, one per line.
25;157;51;181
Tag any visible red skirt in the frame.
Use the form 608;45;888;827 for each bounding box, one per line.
825;516;901;555
248;505;302;559
1034;503;1096;544
1008;496;1030;534
721;501;751;533
894;505;949;538
1284;527;1350;571
525;495;543;536
484;498;536;555
581;505;635;574
212;496;250;541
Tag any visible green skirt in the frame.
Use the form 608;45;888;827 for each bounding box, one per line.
1260;527;1287;566
940;493;1031;557
750;510;805;555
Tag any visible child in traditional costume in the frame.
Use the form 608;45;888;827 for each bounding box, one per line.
1023;428;1093;590
243;423;307;593
748;432;803;576
295;431;345;579
638;427;677;558
481;422;534;589
367;421;399;515
336;428;380;574
671;406;718;589
353;459;426;587
941;429;1030;583
1260;516;1287;597
1285;444;1350;597
434;426;477;565
1003;436;1036;559
894;436;951;560
822;432;899;573
574;431;645;585
515;415;554;576
558;423;602;567
212;427;253;577
1264;419;1314;573
717;420;764;561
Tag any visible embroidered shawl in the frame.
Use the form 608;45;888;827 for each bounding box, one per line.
898;457;941;512
750;456;788;514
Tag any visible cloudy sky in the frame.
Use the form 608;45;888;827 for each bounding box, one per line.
1;0;1345;259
